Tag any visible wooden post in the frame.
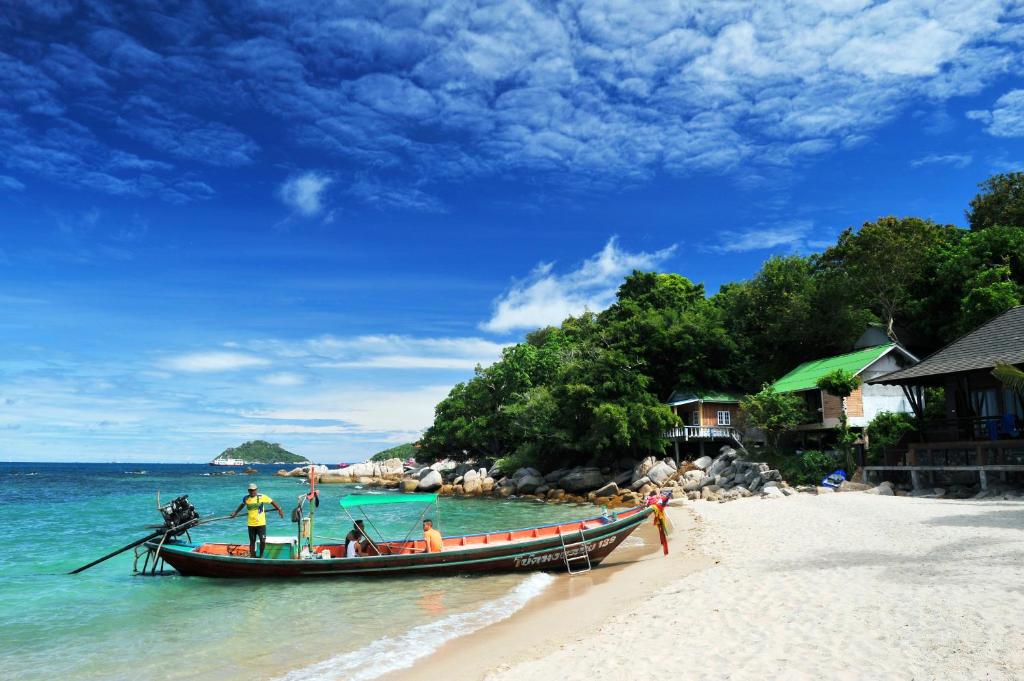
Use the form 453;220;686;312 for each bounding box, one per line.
673;440;680;465
910;469;921;490
979;469;988;491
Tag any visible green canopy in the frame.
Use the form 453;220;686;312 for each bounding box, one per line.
339;493;438;509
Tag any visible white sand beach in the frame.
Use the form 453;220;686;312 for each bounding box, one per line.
403;494;1024;681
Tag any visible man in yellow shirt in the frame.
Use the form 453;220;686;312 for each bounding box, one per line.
230;483;284;558
423;518;443;553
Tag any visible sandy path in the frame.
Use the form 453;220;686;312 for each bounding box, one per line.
485;494;1024;681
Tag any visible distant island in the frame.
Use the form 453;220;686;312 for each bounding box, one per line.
210;440;310;466
370;442;417;462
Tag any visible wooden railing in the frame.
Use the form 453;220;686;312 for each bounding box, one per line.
665;425;741;442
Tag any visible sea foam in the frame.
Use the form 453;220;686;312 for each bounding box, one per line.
276;572;555;681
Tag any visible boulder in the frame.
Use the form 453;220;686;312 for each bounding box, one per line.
638;483;655;497
762;486;784;498
876;484;894;496
430;461;457;473
535;484;550;497
516;474;545;494
647;461;675;485
487;464;503;479
560;468;606;492
682;469;705;482
544;468;571;483
463;469;480;483
630;476;651;491
512;467;542;481
463;477;483;495
452;484;465;495
632;456;657;483
400;478;419;493
481;477;495;493
594;481;619;497
452;476;464;486
838;481;872;493
815;486;835;495
612;469;633;486
693;455;713;470
547;488;566;501
417;470;443;492
662;457;677;470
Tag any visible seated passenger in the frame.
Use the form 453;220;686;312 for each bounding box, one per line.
353;519;377;555
344;530;361;558
423;519;443;553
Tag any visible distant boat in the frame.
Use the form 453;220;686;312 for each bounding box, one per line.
209;457;245;467
143;494;665;578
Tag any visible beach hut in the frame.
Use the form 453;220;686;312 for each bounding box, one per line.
866;305;1024;488
771;343;919;447
664;388;745;460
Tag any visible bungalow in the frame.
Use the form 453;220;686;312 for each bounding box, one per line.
772;343;920;443
866;305;1024;489
664;388;744;460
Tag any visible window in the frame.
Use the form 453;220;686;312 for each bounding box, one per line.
717;410;731;426
690;410;700;426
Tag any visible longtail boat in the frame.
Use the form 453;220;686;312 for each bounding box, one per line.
144;492;668;579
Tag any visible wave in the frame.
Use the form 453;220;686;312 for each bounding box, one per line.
275;572;554;681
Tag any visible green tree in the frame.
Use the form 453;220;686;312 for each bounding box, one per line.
739;384;806;454
967;172;1024;231
865;411;916;464
816;217;958;342
816;369;861;473
715;256;871;388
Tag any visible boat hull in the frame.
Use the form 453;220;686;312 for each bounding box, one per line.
147;506;652;578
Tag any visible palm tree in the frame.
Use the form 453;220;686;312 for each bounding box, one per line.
992;363;1024;395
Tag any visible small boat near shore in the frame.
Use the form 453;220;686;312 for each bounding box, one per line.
146;495;663;578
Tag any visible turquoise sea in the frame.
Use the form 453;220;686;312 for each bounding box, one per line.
0;462;596;681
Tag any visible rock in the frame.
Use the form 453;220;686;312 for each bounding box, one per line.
417;470;443;492
594;481;619;497
613;469;633;486
632;456;657;483
430;460;457;473
638;483;655;497
647;461;675;485
547;488;566;501
512;467;542;481
706;457;731;479
875;484;894;496
630;475;651;491
452;475;464;486
463;477;483;495
544;468;571;483
700;487;717;501
780;486;796;496
971;489;993;500
815;486;835;495
400;478;419;493
682;469;705;482
561;468;606;492
463;469;480;484
762;486;784;498
718;446;738;459
681;480;702;492
693;455;713;470
516;474;545;494
838;481;872;492
686;491;701;501
662;457;677;470
452;484;465;495
487;464;503;479
534;484;550;496
481;477;495;493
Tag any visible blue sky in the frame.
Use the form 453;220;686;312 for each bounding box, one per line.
2;1;1024;462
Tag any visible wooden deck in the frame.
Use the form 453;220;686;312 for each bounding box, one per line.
863;439;1024;489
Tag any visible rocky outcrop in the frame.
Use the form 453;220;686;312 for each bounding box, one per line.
319;458;404;483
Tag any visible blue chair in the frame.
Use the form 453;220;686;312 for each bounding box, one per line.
986;420;999;440
1001;413;1020;438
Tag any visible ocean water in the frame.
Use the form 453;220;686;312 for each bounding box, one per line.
0;462;595;680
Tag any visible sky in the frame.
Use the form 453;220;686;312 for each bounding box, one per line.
2;1;1024;463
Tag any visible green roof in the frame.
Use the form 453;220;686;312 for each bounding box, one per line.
667;388;744;405
772;344;896;394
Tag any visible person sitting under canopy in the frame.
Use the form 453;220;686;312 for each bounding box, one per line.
423;519;443;553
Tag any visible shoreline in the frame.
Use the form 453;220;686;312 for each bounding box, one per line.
383;504;706;681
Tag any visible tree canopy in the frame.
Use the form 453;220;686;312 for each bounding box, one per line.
419;173;1024;471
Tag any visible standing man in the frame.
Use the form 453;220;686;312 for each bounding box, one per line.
230;483;284;558
422;518;443;553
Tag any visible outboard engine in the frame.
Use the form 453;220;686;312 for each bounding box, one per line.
157;495;201;536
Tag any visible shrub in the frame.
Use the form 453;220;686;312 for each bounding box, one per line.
776;449;840;486
866;411;916;464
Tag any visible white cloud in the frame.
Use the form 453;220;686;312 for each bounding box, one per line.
160;351;269;372
0;175;25;191
968;89;1024;137
482;238;675;333
259;372;305;386
910;153;973;168
712;221;813;253
278;172;332;216
252;334;507;371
